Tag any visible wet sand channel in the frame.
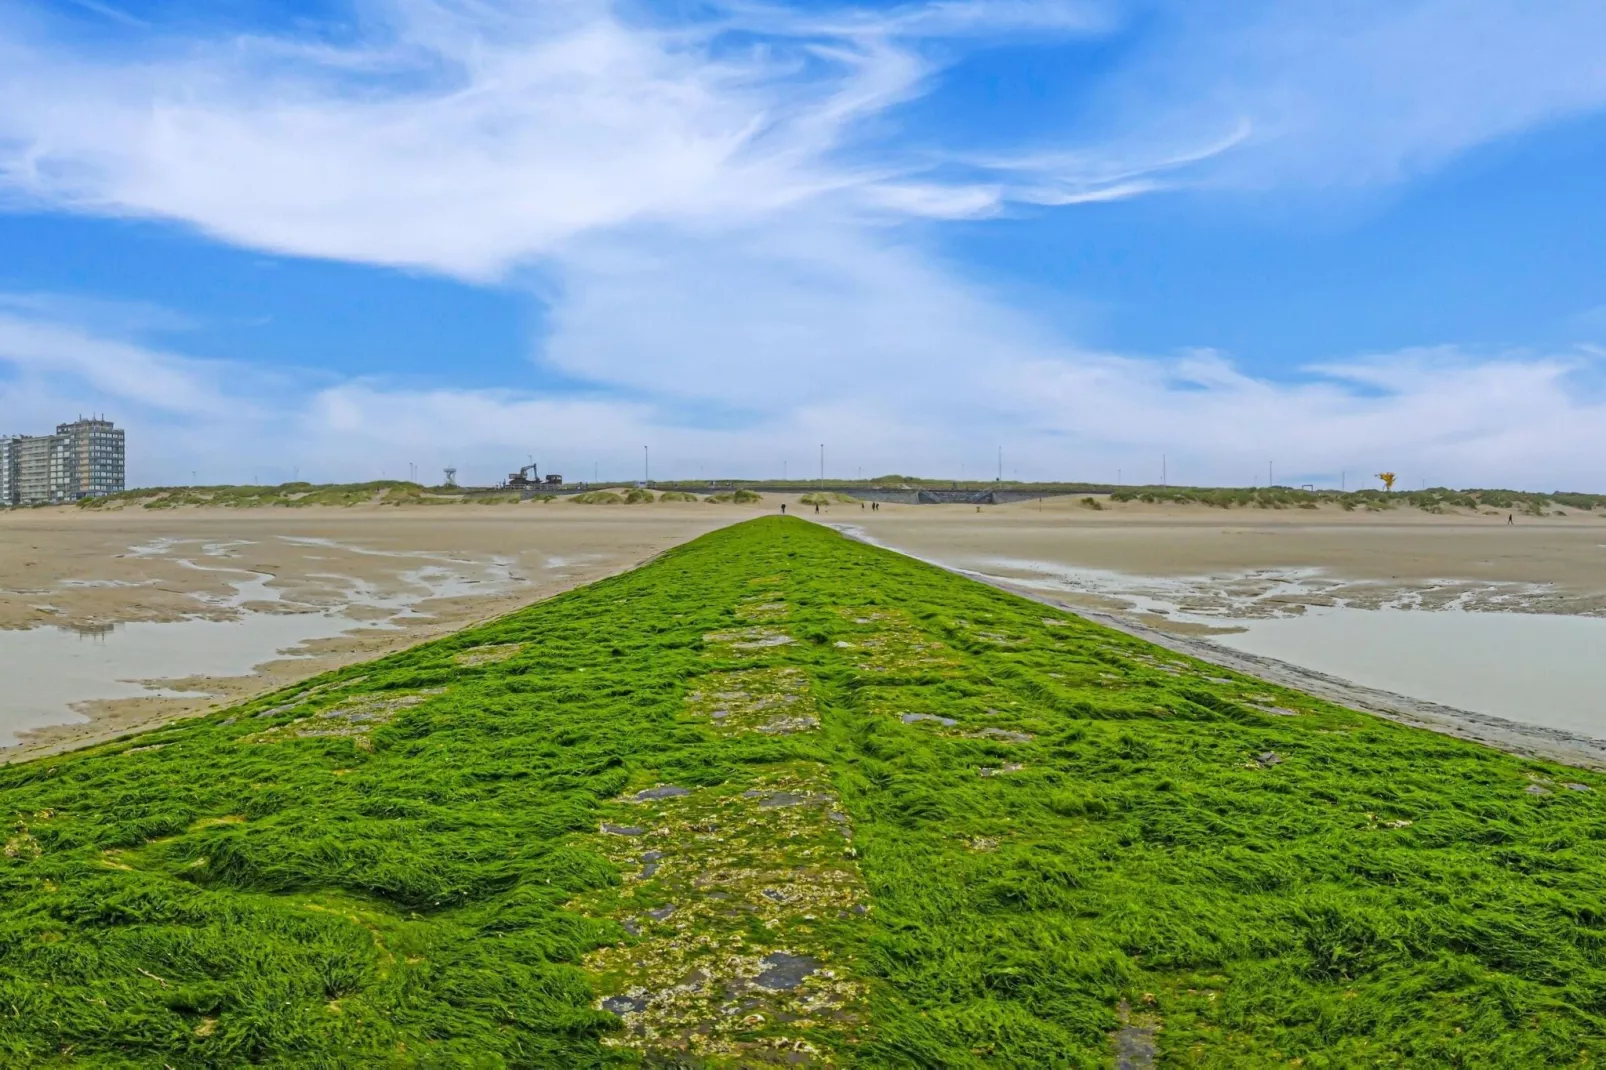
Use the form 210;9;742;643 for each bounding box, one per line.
0;502;762;760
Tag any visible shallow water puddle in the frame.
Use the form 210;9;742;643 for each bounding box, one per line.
0;538;526;747
1215;606;1606;737
0;611;360;746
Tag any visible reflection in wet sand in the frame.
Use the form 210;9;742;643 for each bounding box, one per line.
1213;608;1606;738
0;554;520;746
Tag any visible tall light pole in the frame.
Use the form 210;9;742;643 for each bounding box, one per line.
997;446;1002;482
644;446;649;485
819;444;824;485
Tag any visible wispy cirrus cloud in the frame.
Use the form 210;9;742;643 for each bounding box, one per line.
0;0;1121;279
1083;0;1606;191
3;0;1606;489
0;310;243;416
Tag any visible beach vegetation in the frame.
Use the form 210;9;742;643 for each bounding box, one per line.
1106;484;1601;517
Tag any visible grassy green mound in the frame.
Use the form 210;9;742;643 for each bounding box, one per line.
570;490;626;505
657;491;699;503
800;493;858;506
3;518;1605;1065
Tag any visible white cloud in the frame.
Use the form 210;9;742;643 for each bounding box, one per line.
1083;0;1606;191
747;0;1118;39
3;293;1605;491
4;1;1603;256
0;0;1114;279
0;311;243;416
3;1;1606;491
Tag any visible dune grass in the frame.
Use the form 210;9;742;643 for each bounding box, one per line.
1108;484;1604;515
707;489;763;504
76;481;503;510
2;518;1605;1065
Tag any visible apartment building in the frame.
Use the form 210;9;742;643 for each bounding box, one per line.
0;417;125;505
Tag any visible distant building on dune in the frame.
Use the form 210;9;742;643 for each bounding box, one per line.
0;417;125;506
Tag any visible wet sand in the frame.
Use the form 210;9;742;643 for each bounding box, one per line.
0;500;763;760
835;495;1606;617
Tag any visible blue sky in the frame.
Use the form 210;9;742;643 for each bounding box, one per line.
1;0;1604;489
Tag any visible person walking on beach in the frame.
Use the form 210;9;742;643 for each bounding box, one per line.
780;503;786;515
1508;513;1514;525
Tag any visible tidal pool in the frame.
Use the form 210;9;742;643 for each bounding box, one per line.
0;537;524;747
0;609;358;746
1213;607;1606;738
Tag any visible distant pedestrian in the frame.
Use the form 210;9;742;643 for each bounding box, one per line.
815;504;820;514
781;503;786;514
1508;513;1514;525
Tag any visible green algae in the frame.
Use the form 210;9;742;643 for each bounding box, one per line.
1;518;1605;1065
575;761;869;1064
451;642;524;668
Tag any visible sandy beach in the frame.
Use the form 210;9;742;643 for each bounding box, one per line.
836;494;1606;617
0;499;763;759
7;491;1606;766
